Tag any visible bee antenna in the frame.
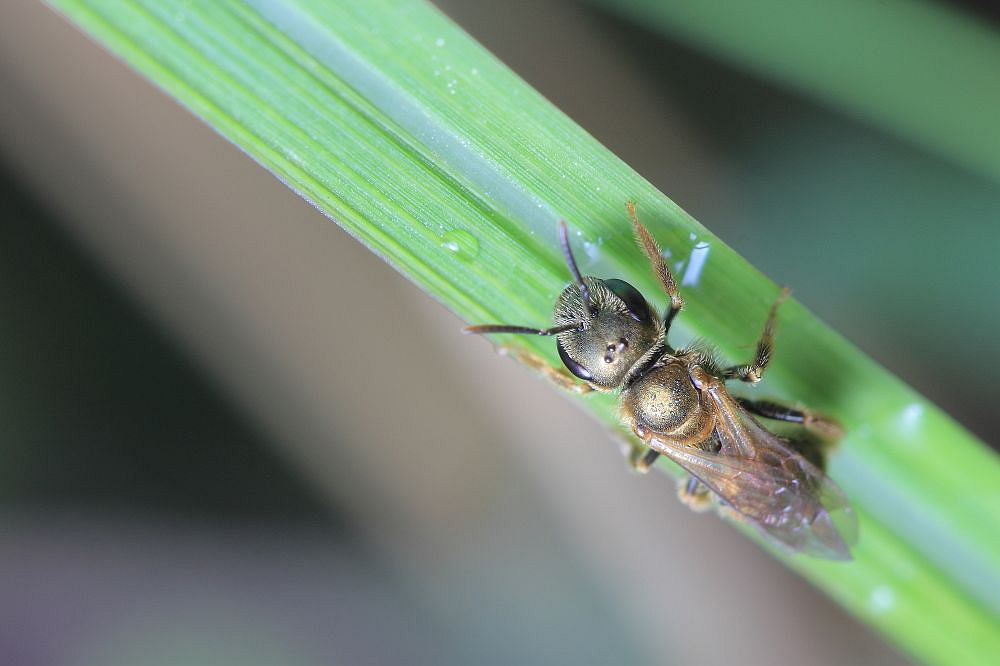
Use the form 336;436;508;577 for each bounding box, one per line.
558;220;595;316
463;323;580;336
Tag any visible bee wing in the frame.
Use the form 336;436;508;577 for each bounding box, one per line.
649;383;857;560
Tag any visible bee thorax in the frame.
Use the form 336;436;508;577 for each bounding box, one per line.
621;362;715;444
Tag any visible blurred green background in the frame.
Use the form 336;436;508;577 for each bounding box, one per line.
1;0;998;664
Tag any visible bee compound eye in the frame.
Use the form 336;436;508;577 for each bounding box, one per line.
603;279;651;323
557;339;593;381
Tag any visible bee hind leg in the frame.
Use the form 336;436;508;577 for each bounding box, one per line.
678;476;713;513
736;398;843;442
737;398;842;470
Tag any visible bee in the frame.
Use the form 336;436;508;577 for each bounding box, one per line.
464;203;857;560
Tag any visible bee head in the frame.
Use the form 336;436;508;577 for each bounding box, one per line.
553;277;660;389
461;220;664;390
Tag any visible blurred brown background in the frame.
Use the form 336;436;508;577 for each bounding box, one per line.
4;0;999;664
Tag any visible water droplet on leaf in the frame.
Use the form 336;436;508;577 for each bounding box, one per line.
441;229;480;261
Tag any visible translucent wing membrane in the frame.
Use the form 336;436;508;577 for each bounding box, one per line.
649;381;857;560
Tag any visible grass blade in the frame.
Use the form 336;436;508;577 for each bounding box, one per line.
45;0;1000;662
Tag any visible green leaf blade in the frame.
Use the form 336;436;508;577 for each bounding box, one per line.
45;0;1000;662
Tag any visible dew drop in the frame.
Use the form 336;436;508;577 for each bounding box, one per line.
682;241;711;287
435;37;445;47
898;403;924;430
441;229;480;261
868;586;895;614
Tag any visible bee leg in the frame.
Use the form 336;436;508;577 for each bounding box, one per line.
463;323;593;393
736;398;843;442
723;288;790;384
627;201;685;336
716;504;746;524
677;476;713;513
607;428;661;473
497;346;595;395
630;448;661;473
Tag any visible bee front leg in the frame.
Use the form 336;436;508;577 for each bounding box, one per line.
498;346;595;395
627;201;685;337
